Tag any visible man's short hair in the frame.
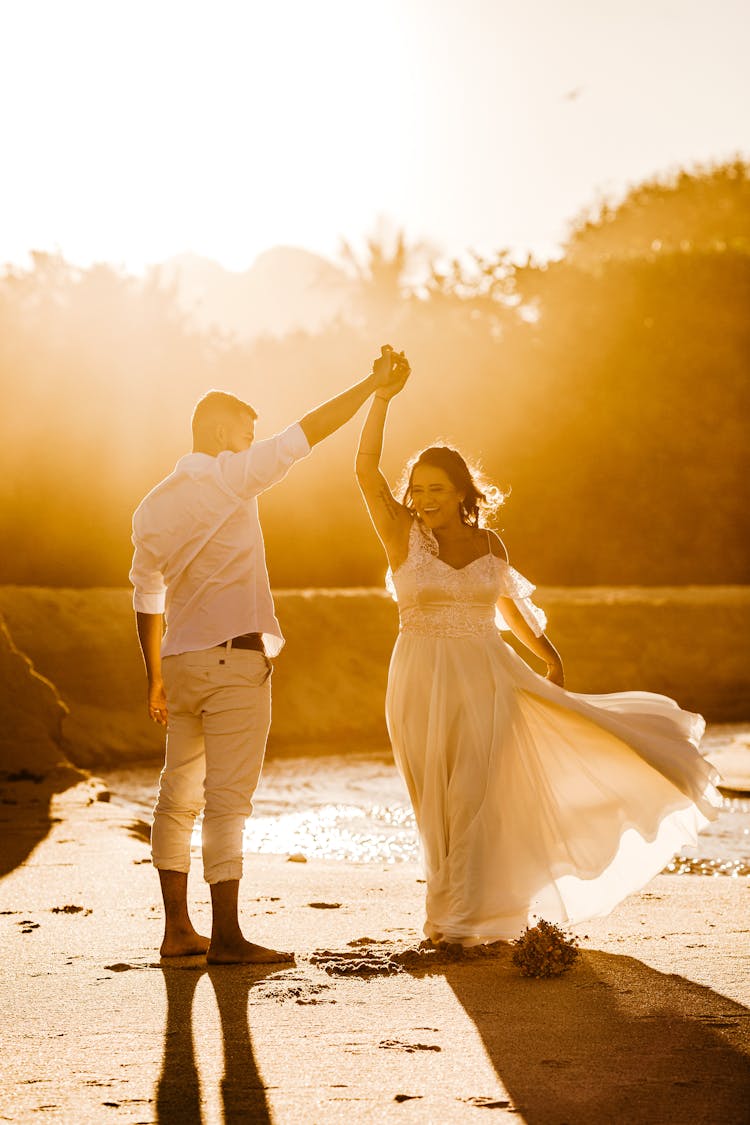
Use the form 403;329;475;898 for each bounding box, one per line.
191;390;257;441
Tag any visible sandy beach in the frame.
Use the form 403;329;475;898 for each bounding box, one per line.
1;769;749;1124
1;589;749;1121
2;9;749;1115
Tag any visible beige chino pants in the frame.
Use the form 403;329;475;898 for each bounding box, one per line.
153;644;272;884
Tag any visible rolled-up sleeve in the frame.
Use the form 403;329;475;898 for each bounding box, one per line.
220;422;311;498
130;522;167;614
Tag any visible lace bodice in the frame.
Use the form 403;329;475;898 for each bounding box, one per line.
386;520;547;639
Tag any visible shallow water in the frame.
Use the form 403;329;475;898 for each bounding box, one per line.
102;725;750;876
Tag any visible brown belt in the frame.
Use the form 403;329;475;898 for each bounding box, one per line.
222;632;265;652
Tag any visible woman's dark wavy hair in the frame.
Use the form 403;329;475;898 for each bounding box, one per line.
400;445;507;528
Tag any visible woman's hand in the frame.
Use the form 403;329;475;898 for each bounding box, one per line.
372;346;410;398
545;658;565;689
376;350;411;400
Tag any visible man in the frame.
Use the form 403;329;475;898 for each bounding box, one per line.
130;345;408;964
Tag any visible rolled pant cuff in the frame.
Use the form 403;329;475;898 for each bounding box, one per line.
204;859;244;884
152;857;192;874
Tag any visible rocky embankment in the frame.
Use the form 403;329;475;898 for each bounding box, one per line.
0;585;748;770
0;614;74;776
0;613;86;875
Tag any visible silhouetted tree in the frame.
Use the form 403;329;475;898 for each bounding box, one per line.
0;161;747;587
339;219;432;332
564;159;750;266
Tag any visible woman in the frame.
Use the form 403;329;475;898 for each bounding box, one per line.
356;352;720;946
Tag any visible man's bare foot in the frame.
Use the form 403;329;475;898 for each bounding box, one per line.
160;928;210;958
206;938;294;965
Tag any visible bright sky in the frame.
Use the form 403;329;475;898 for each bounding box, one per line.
0;0;747;273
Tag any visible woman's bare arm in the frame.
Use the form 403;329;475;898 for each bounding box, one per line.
355;367;411;569
497;597;565;688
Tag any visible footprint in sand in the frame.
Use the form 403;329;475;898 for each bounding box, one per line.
460;1096;513;1109
5;769;45;783
252;979;332;1005
379;1040;441;1053
307;902;342;910
311;948;403;976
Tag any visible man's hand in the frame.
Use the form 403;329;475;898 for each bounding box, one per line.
147;679;168;727
371;344;396;385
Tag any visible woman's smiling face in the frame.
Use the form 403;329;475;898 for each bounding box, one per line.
409;464;464;530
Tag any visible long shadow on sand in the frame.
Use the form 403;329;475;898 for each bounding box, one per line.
439;947;750;1123
313;940;750;1122
156;963;278;1124
0;771;82;879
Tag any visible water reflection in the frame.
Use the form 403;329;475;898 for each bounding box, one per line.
243;800;417;863
102;746;750;873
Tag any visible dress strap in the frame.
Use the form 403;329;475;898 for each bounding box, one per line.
485;529;492;556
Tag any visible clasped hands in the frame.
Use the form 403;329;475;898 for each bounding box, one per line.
372;343;411;400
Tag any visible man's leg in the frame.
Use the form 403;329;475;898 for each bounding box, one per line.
157;870;209;957
153;655;209;956
208;879;293;964
200;648;293;964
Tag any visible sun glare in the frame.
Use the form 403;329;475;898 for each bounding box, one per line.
0;1;411;271
0;1;747;273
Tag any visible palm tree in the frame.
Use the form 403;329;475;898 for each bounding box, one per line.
339;218;433;329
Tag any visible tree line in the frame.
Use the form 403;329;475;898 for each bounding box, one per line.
1;160;747;587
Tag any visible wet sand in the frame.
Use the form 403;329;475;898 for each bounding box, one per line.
1;775;749;1124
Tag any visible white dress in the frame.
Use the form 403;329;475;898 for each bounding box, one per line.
385;519;721;945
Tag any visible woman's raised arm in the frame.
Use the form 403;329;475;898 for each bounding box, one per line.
355;361;412;568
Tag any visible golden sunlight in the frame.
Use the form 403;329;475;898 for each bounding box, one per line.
2;4;749;1121
2;1;412;270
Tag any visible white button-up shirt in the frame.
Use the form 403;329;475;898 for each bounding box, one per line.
130;422;311;657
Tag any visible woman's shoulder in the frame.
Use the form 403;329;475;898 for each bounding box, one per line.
484;528;509;562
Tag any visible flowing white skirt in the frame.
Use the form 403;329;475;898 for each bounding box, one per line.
385;629;721;944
